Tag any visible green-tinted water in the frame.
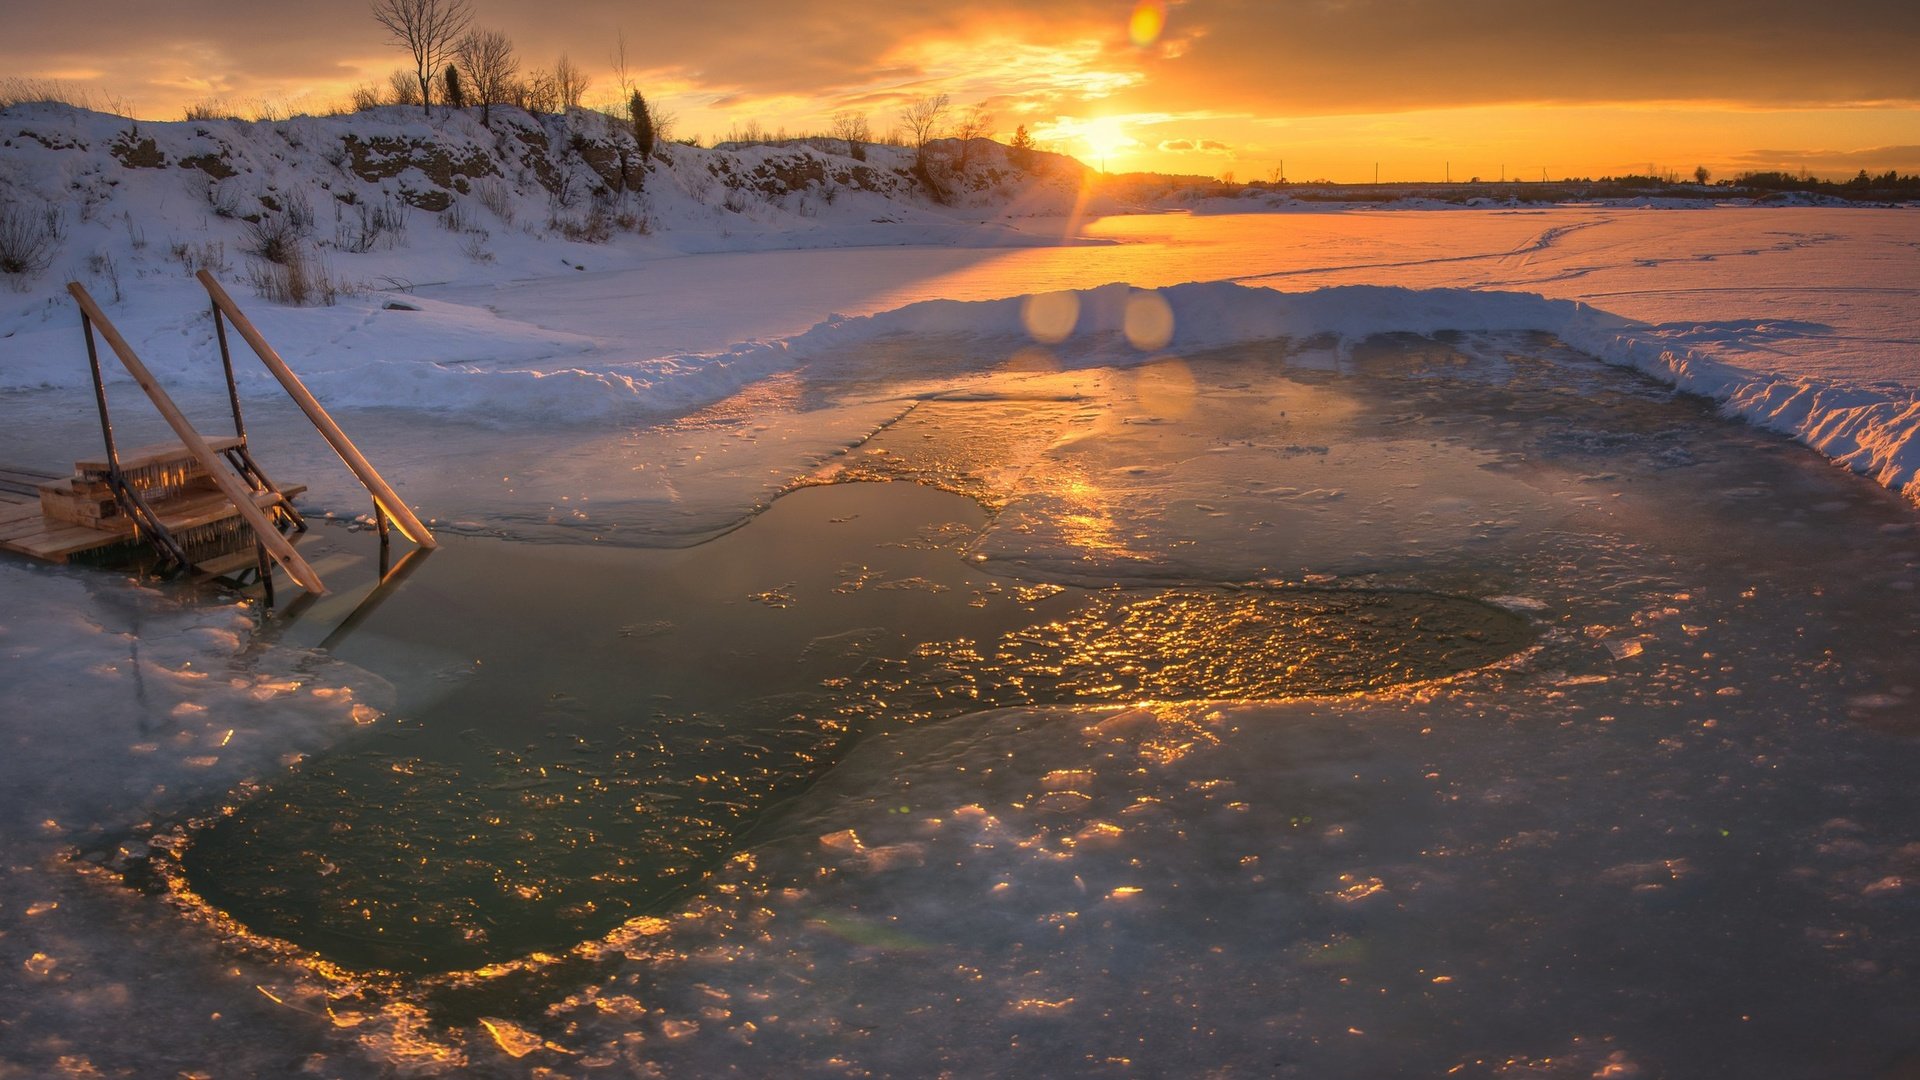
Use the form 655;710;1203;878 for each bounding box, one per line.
182;480;1530;973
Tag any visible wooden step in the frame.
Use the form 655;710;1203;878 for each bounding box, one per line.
39;477;122;526
73;435;245;477
0;482;305;563
149;485;301;535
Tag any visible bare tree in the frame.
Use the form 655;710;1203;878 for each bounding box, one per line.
512;69;559;114
386;69;423;107
831;111;870;160
1693;165;1712;186
900;93;950;150
370;0;473;116
609;32;674;152
610;31;636;98
455;29;516;127
553;54;590;110
952;104;992;168
646;99;677;144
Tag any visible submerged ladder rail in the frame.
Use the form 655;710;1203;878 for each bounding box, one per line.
196;271;437;551
64;282;326;595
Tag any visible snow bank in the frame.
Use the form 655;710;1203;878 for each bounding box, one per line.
790;281;1920;501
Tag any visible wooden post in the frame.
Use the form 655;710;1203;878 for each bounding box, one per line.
195;271;438;550
66;283;325;595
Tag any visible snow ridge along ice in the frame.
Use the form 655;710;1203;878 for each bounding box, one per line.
771;282;1920;502
11;278;1916;500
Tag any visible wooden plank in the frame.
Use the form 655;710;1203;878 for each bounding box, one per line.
66;283;324;595
199;272;436;551
0;516;55;542
73;436;244;475
159;489;284;534
0;468;58;497
0;503;50;529
2;484;309;566
7;522;135;561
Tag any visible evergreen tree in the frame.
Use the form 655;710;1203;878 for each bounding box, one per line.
629;90;655;159
1010;124;1037;173
445;64;464;109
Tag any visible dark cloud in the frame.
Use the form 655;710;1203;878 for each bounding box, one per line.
1131;0;1920;115
1730;145;1920;172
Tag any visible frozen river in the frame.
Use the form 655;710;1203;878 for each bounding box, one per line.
3;210;1920;1078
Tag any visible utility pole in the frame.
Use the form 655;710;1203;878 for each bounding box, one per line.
1446;161;1450;183
1500;164;1505;182
1374;162;1379;185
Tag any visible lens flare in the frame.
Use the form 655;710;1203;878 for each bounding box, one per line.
1022;291;1081;344
1129;0;1167;47
1123;289;1175;350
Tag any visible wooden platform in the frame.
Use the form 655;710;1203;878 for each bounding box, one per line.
0;456;303;567
0;466;55;499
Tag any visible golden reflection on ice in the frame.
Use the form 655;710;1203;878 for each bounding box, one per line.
1038;471;1148;561
1132;357;1197;416
1331;873;1387;903
1001;345;1060;372
479;1016;546;1058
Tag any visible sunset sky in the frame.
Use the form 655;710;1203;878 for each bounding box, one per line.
7;0;1918;183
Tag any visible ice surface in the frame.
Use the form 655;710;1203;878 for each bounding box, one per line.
0;562;387;1077
8;327;1920;1078
4;169;1920;1076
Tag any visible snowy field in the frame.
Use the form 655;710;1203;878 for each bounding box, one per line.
3;206;1920;1078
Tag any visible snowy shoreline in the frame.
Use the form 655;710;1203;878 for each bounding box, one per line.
5;105;1916;502
12;275;1915;502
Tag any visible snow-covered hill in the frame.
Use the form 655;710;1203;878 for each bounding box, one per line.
0;103;1097;306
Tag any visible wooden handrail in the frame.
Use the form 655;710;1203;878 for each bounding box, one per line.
196;271;438;550
66;283;325;595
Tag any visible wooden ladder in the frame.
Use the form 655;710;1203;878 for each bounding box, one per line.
66;274;437;598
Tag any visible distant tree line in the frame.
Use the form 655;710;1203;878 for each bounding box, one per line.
1731;169;1920;197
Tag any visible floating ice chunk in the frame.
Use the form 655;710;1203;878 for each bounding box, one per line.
1488;595;1549;612
1604;639;1645;660
479;1017;548;1058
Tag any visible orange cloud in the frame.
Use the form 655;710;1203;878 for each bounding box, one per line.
1159;138;1232;154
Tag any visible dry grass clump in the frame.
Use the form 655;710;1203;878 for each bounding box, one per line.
0;206;63;286
0;77;104;111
